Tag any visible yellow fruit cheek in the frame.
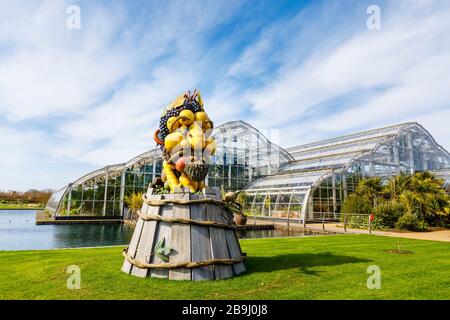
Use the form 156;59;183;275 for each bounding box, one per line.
180;139;190;149
189;127;203;137
205;140;216;156
188;136;204;150
167;117;180;132
179;118;193;126
164;132;184;151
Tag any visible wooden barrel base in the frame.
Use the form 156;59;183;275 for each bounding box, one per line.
122;187;246;280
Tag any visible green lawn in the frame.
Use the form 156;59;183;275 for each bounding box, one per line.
0;203;44;210
0;234;449;299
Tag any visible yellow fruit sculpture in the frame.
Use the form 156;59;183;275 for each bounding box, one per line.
154;89;215;193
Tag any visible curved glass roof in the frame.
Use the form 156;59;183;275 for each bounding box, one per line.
47;120;450;218
212;120;294;167
286;122;413;158
45;185;69;213
53;121;450;193
432;169;450;188
125;148;162;169
71;163;125;186
244;122;450;193
245;170;330;191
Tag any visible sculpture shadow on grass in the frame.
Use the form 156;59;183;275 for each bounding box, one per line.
245;252;373;276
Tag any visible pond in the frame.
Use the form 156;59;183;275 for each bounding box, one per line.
0;210;134;251
236;228;319;239
0;210;319;250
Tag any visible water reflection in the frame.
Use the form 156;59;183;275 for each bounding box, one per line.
236;228;315;239
0;210;133;251
0;210;316;251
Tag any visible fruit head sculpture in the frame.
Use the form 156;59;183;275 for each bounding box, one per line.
154;89;216;193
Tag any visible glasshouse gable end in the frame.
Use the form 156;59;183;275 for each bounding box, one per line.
46;121;450;223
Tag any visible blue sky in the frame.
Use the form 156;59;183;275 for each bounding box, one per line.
1;0;450;190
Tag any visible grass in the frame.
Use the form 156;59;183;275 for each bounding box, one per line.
0;234;449;300
0;203;44;210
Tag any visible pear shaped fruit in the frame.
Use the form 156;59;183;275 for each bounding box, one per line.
178;109;195;126
167;116;180;132
204;138;216;156
189;127;204;137
188;135;205;150
164;132;184;152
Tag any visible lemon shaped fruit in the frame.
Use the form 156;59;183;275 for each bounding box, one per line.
194;112;212;131
180;139;190;149
204;138;216;156
166;116;180;132
164;132;184;152
179;173;191;185
189;122;202;131
194;111;209;122
202;121;213;135
188;135;205;150
188;127;204;137
179;109;194;126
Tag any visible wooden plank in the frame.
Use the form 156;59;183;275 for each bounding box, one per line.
150;193;173;279
204;187;220;199
121;203;147;274
221;207;246;275
130;194;160;278
169;192;191;280
206;187;244;277
206;189;233;279
190;194;214;281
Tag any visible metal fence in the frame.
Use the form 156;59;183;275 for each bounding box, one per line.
311;212;374;234
248;212;375;234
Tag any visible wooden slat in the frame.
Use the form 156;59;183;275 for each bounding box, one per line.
221;210;246;276
121;203;147;274
150;193;173;279
169;192;191;280
206;189;233;280
190;194;214;281
130;194;160;278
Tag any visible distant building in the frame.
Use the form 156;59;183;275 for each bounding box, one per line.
46;121;450;222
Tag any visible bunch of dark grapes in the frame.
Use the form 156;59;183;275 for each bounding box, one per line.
157;100;202;151
158;106;182;149
183;100;202;113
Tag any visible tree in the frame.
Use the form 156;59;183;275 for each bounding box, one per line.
384;173;411;201
355;177;383;206
124;192;144;219
342;172;450;231
408;172;449;225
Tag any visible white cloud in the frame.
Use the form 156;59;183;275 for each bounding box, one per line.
239;1;450;149
1;0;450;190
0;0;245;190
54;67;198;166
0;0;132;121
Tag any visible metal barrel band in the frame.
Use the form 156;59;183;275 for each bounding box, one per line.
137;210;237;230
123;248;245;269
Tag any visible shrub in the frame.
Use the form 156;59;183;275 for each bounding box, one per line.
345;214;370;229
341;194;373;229
373;202;404;229
396;214;428;231
342;194;372;215
344;172;450;231
124;192;144;217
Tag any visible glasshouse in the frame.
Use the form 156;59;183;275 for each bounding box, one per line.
46;121;450;223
